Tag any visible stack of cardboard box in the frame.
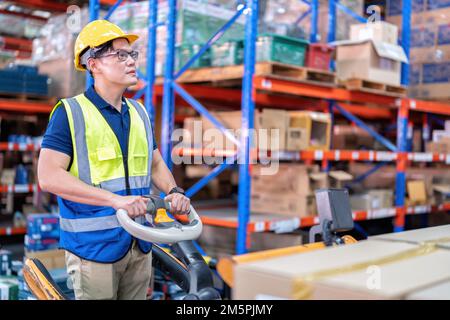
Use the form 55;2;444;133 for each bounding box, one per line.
250;164;320;218
233;225;450;299
250;164;353;217
387;0;450;99
334;21;408;86
425;121;450;153
182;109;331;153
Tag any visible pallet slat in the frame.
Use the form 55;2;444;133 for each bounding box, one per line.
341;78;407;97
174;62;337;87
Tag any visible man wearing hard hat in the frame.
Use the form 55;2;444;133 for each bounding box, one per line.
37;20;190;300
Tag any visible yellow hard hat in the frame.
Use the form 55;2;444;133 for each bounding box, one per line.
74;20;139;71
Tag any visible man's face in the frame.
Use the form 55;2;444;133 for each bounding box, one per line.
91;38;138;87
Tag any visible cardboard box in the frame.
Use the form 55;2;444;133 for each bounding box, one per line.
432;184;450;204
251;193;316;218
335;39;408;86
234;226;450;299
259;109;289;151
251;164;319;196
407;281;450;300
407;180;427;205
309;172;329;193
350;189;394;211
328;171;353;189
288;111;331;151
286;127;308;151
25;249;66;270
350;21;399;44
332;125;375;150
201;110;261;151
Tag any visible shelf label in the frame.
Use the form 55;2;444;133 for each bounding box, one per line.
18;143;27;151
314;150;323;160
14;184;29;193
253;222;266;232
261;79;272;89
446;155;450;164
6;227;11;235
413;206;429;214
8;142;14;151
412;153;433;162
271;219;299;233
368;151;375;161
351;152;359;160
376;152;395;162
370;208;395;219
334;150;340;161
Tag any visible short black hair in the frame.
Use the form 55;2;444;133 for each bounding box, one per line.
91;39;115;58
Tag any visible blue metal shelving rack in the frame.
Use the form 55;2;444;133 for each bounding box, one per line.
88;0;449;254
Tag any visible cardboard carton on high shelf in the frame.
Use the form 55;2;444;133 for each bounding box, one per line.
25;249;65;270
259;109;289;151
201;111;261;152
287;111;331;151
332;125;375;150
407;180;427;205
350;21;399;44
233;225;450;300
334;39;408;86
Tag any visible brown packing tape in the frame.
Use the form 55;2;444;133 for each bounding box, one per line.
291;237;450;299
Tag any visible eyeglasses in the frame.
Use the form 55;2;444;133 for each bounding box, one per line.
97;49;139;62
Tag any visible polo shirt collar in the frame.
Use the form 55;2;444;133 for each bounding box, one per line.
84;85;128;112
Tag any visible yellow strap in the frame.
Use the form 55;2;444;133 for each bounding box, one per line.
154;208;175;224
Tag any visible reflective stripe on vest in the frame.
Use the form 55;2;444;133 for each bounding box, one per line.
60;215;121;232
65;97;92;185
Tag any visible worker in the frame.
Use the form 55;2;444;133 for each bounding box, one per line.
37;20;190;300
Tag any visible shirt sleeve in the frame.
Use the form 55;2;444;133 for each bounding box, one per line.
41;101;73;158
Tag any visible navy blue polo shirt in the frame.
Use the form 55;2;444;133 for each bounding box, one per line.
41;86;157;163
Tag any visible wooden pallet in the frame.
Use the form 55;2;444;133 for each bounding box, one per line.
175;62;337;87
0;92;56;103
340;78;407;97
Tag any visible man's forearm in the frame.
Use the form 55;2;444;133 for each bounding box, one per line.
151;157;178;194
40;168;118;207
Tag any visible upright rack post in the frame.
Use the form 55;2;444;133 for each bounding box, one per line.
161;0;177;170
310;0;319;43
236;0;258;255
401;0;411;86
395;99;409;232
145;0;158;125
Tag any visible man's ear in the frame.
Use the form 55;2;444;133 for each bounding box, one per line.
87;58;100;76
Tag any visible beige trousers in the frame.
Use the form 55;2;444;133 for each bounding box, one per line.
65;240;152;300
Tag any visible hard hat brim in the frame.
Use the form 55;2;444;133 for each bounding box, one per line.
75;33;140;71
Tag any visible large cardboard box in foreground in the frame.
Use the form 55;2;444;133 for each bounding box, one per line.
334;39;408;86
233;225;450;299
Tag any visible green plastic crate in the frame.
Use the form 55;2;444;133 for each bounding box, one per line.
177;44;211;70
256;34;309;67
211;39;244;67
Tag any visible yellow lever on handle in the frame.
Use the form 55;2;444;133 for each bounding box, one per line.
154;208;175;224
